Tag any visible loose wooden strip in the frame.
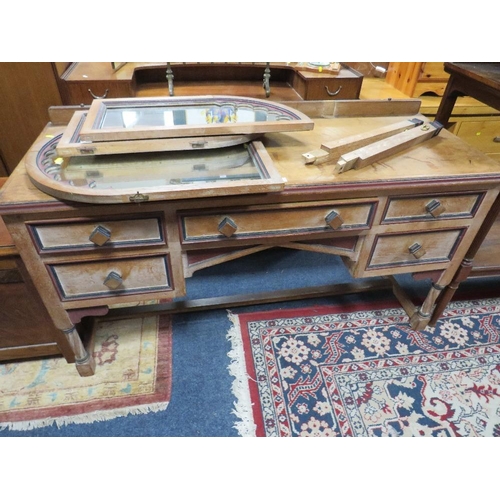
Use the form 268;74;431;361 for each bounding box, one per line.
335;121;443;174
303;118;424;165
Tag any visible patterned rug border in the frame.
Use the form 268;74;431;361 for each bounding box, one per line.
227;297;500;437
0;315;172;431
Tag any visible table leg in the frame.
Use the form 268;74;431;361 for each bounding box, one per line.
62;325;96;377
429;193;500;327
410;281;445;330
435;75;463;127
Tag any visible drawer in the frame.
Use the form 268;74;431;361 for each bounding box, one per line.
382;193;483;223
30;217;164;252
455;120;500;155
180;202;376;243
64;81;133;105
48;255;172;300
367;229;464;270
293;74;362;101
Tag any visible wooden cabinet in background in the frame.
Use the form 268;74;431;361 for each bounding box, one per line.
386;62;449;97
451;118;500;162
58;62;364;105
384;62;500;162
0;63;63;174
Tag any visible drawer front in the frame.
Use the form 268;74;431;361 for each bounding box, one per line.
303;77;362;100
180;203;375;243
49;255;172;300
65;81;133;105
382;194;483;223
367;229;464;270
455;120;500;155
31;217;164;252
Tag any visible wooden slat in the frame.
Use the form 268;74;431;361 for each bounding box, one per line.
303;118;424;165
104;278;394;319
281;99;421;118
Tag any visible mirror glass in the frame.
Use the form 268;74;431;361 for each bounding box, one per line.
38;137;269;190
99;103;292;129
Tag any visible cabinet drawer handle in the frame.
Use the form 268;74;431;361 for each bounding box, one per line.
425;199;446;217
88;88;109;99
493;137;500;143
409;243;426;259
325;210;344;229
218;217;238;237
89;225;111;246
325;85;342;97
190;140;208;149
103;271;123;290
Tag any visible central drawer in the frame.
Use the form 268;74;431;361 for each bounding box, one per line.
48;255;173;300
180;202;376;243
30;217;164;252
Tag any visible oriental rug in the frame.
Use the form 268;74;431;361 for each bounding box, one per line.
227;298;500;437
0;314;172;431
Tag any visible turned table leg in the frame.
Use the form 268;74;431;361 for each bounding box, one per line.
410;281;446;330
429;193;500;327
63;325;96;377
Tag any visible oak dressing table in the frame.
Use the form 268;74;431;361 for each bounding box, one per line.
2;98;500;376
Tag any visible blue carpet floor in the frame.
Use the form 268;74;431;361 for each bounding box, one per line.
1;248;497;437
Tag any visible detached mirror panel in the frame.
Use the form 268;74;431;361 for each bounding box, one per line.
78;95;314;142
26;138;285;204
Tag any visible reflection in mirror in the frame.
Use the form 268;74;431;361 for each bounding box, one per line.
101;104;278;129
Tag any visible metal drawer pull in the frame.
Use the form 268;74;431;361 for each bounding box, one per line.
493;137;500;143
103;271;123;290
88;88;109;99
218;217;238;237
190;141;208;149
425;199;446;217
325;85;342;97
89;225;111;246
325;210;344;230
409;243;426;259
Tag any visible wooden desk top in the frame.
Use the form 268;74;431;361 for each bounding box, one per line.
445;62;500;93
1;114;500;212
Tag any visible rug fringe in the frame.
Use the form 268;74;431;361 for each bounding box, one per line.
0;402;169;432
226;311;256;437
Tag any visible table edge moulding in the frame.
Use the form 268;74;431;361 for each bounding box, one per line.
2;96;500;377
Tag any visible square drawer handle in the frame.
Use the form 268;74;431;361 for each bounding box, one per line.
218;217;238;237
103;271;123;290
425;199;446;218
325;210;344;230
89;225;111;246
409;242;426;259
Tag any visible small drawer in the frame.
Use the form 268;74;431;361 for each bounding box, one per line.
302;78;361;100
382;194;483;223
292;67;363;101
367;229;464;270
49;255;172;300
30;217;164;252
180;202;376;243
